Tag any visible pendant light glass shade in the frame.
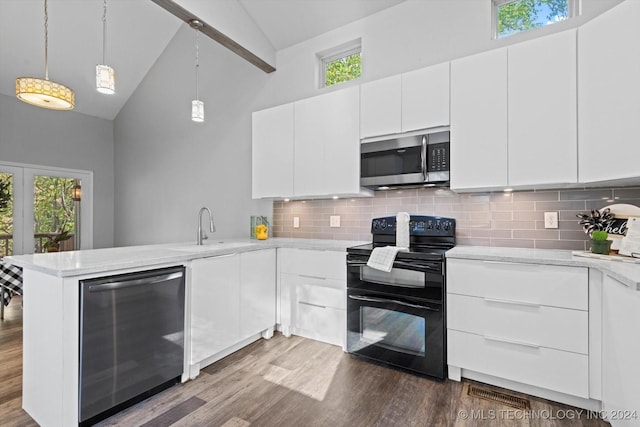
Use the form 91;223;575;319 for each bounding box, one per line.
15;0;75;110
96;0;115;94
192;100;204;122
190;20;204;123
96;64;115;94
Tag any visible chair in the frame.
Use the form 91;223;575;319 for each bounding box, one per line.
0;261;23;320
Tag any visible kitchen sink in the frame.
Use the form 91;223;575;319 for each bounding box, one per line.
169;242;254;252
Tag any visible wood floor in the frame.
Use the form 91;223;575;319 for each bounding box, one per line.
1;298;610;426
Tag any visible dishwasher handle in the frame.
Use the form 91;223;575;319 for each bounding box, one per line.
88;271;183;293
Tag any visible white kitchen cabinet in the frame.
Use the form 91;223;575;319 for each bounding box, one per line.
446;258;590;399
251;103;295;198
508;29;577;186
277;248;346;348
240;249;276;338
190;250;276;366
578;0;640;184
294;86;361;197
602;275;640;426
450;48;508;190
401;62;450;132
360;75;402;138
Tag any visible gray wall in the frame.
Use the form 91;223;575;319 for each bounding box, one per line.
113;26;272;246
0;93;114;248
113;0;623;247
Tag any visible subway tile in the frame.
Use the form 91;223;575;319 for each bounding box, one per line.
534;240;587;251
491;239;535;248
457;237;491;246
493;220;536;230
513;230;560;240
416;205;436;215
455;228;472;238
513;211;544;221
513;191;559;202
535;200;586;211
559;189;612;201
470;229;512;238
559;211;584;221
463;203;490;212
417;196;435;204
559;230;590;241
491;211;512;221
613;187;640;199
347;198;374;207
490;192;513;202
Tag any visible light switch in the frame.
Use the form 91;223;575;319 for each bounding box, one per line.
544;211;558;229
293;217;300;228
330;215;341;228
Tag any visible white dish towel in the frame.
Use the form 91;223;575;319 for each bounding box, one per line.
366;246;407;272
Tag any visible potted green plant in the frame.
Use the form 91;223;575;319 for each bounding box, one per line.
590;230;612;255
44;229;71;253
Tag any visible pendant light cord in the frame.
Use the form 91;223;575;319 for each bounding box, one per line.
44;0;49;80
195;27;200;100
102;0;107;64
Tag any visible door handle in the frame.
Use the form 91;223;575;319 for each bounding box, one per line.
483;335;540;349
483;297;541;308
421;135;428;181
348;294;439;311
88;272;183;293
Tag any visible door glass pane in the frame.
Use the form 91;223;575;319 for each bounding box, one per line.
33;176;79;253
361;306;425;356
0;173;13;256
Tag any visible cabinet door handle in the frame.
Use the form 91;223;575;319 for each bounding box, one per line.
482;260;540;267
299;274;326;280
299;301;327;309
483;335;540;349
483;297;541;308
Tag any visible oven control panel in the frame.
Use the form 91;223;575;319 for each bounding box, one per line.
371;215;456;237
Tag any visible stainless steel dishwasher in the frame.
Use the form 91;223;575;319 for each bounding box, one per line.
79;266;185;426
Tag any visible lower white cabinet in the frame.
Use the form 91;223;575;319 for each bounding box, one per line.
278;248;346;347
602;275;640;426
190;249;276;366
446;258;590;400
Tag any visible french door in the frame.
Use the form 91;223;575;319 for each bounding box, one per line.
0;162;93;255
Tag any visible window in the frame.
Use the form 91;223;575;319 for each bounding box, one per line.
318;39;362;88
493;0;580;39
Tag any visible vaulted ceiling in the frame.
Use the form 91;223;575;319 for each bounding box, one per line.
0;0;404;120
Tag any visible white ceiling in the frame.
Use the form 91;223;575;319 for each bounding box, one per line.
0;0;405;120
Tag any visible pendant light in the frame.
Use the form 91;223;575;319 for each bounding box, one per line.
96;0;115;94
190;20;204;123
15;0;75;110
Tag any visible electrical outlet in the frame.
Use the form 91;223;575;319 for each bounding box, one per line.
330;215;341;228
544;211;558;229
293;217;300;228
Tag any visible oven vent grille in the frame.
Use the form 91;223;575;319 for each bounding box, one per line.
467;384;531;410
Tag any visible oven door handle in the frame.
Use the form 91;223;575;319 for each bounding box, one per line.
348;294;439;311
348;259;441;273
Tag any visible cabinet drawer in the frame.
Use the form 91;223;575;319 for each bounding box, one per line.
296;303;344;347
297;283;345;310
279;248;346;280
448;330;589;398
447;294;588;354
447;259;588;310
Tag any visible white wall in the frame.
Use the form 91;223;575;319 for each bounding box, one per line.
0;93;114;248
113;0;621;246
113;25;272;246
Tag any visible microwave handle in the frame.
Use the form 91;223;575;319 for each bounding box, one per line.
421;135;428;181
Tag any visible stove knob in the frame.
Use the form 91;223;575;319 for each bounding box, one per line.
443;222;450;231
373;220;379;230
435;222;441;230
381;220;387;230
427;222;433;230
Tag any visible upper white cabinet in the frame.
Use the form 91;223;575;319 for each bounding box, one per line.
401;62;450;133
508;29;577;186
252;104;295;199
578;0;640;184
360;75;402;138
295;86;361;197
451;29;577;191
360;64;450;139
450;48;508;190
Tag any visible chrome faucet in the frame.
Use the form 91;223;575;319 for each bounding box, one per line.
197;207;216;245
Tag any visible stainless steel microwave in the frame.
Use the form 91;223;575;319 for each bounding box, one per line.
360;130;450;189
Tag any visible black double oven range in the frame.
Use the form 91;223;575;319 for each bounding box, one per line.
346;215;456;379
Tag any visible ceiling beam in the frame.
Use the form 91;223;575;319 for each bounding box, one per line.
150;0;276;73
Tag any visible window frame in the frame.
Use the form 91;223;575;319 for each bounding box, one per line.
317;39;362;88
492;0;581;39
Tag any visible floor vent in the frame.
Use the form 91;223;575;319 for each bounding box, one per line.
467;384;531;410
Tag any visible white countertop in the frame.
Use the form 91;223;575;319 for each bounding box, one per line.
447;246;640;291
3;238;367;278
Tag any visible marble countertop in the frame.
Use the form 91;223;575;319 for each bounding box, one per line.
447;246;640;291
3;238;367;278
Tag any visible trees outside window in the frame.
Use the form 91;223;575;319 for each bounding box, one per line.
495;0;578;38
